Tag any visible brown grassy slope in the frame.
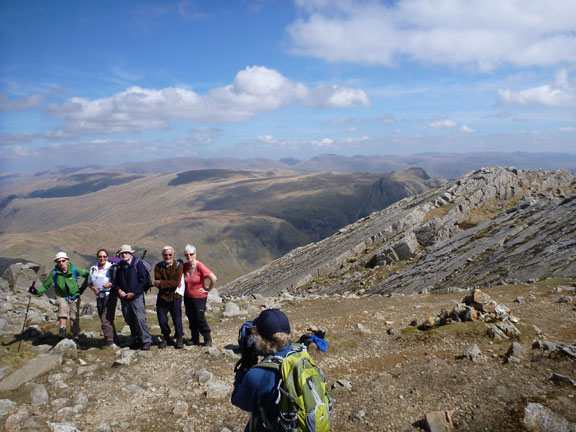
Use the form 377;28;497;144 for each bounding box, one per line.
0;169;439;284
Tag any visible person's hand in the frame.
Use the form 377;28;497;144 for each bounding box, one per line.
154;280;161;288
103;282;112;288
125;292;135;300
92;286;99;294
28;286;38;295
118;289;126;299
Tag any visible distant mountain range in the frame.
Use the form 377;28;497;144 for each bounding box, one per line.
0;167;440;283
2;152;575;186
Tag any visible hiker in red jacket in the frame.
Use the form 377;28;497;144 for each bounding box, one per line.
182;244;217;347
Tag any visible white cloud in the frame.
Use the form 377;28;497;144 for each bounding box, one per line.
45;66;370;137
257;135;280;144
558;126;575;133
429;119;458;129
498;69;576;107
287;0;576;70
460;125;476;133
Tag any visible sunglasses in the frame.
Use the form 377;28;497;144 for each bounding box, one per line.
97;255;108;258
56;259;68;264
163;253;173;257
184;253;195;256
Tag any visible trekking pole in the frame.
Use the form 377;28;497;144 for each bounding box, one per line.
18;281;35;352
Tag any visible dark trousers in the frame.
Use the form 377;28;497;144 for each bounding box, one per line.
156;295;183;338
184;296;211;342
96;293;117;344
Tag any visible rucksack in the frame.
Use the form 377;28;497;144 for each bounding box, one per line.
256;344;333;432
136;257;154;293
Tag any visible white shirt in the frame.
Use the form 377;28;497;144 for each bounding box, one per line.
89;261;114;298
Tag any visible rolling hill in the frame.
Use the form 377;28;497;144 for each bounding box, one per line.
0;167;441;283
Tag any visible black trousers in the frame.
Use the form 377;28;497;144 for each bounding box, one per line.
156;295;183;338
183;296;210;341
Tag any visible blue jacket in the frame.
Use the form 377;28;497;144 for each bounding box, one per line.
115;257;148;298
231;344;292;432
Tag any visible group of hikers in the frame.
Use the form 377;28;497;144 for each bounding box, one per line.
29;244;217;350
28;245;332;431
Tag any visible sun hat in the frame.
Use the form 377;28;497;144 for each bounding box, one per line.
53;252;69;262
118;244;135;254
254;309;291;339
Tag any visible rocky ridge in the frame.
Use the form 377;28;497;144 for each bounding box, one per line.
220;166;576;297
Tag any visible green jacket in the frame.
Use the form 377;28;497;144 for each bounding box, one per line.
37;261;89;298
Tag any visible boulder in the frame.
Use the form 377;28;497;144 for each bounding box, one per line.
391;232;420;260
425;410;454;432
523;402;576;431
504;342;528;364
2;262;41;291
52;338;78;359
0;399;16;417
223;302;243;317
0;354;62;392
28;382;50;406
464;344;486;363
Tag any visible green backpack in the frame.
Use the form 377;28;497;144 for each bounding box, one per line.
256;344;333;432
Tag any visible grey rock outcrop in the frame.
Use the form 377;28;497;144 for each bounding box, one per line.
523;402;576;431
220;167;576;297
2;262;41;291
0;354;62;392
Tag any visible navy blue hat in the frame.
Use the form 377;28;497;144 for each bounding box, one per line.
254;309;290;339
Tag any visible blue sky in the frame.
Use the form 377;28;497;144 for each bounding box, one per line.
1;0;575;173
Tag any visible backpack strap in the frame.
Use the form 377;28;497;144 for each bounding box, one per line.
254;355;284;430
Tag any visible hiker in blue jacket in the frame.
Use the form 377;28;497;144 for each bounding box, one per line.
115;244;153;350
231;309;293;432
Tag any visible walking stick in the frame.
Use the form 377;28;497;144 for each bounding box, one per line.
18;281;35;352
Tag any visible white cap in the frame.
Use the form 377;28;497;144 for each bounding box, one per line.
54;251;69;262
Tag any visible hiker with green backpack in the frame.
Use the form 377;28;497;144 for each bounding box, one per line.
231;309;332;432
29;251;89;339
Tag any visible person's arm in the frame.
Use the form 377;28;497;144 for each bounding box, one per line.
231;369;259;412
35;271;54;295
198;262;216;293
77;267;90;294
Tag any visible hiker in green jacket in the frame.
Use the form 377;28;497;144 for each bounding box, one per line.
29;252;89;339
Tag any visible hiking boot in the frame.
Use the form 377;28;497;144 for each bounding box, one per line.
129;341;142;350
141;343;151;351
165;335;175;347
202;337;212;347
158;339;167;349
175;337;183;349
184;338;199;346
58;327;67;339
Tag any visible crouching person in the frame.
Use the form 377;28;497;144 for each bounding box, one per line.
231;309;332;432
29;252;89;339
